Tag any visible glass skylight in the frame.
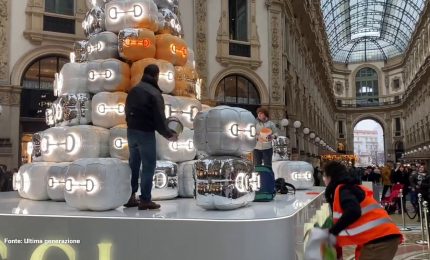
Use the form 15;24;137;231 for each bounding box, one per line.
321;0;425;63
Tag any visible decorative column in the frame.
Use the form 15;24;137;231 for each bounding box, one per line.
267;0;285;121
0;0;18;169
0;86;21;169
195;0;208;102
0;0;10;83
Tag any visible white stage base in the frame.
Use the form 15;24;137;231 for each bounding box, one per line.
0;188;325;260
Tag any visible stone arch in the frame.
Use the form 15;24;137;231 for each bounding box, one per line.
352;113;386;132
351;113;387;163
209;66;269;105
10;45;72;86
351;63;383;100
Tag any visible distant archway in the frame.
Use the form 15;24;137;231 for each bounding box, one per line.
353;119;385;166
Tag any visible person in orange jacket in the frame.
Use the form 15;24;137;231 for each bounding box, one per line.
323;161;402;260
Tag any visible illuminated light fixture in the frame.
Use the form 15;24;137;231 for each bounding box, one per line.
132;4;143;17
97;103;125;115
315;137;320;143
229;123;256;138
54;102;63;121
65;178;73;192
70;52;76;63
113;137;128;149
123;38;151;47
86;41;105;54
65;178;98;193
109;6;120;19
22;172;31;193
65;133;82;155
66;135;76;152
424;146;429;151
153;171;168;189
109;4;143;19
281;118;289;127
249;172;261;191
27;142;33;157
169;43;176;54
234;172;261;193
40;136;67;155
293;121;301;128
303;127;310;135
88;69;114;81
13;172;22;191
165;104;199;122
48;177;66;188
41;137;49;153
418;147;422;152
177;47;187;58
195;78;202;100
159;71;174;82
309;132;316;139
235;172;248;193
53;73;64;97
169;139;194;151
272;160;314;189
291;171;312;181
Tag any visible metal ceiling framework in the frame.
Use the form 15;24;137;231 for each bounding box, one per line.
321;0;425;64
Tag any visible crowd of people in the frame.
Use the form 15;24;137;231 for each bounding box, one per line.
313;162;429;214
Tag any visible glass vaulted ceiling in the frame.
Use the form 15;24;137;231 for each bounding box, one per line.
321;0;425;64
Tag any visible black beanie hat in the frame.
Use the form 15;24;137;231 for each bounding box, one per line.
143;64;160;78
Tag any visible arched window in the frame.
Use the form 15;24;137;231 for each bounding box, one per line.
20;55;68;119
215;74;260;115
355;67;379;106
19;55;68;165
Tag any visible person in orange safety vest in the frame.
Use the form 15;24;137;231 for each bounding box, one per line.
323;161;402;260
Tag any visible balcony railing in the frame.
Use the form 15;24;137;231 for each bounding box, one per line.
336;96;403;108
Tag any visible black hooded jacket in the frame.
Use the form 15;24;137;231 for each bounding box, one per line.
125;74;174;139
325;174;365;236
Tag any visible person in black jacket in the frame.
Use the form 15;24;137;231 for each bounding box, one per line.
392;164;410;213
124;64;178;210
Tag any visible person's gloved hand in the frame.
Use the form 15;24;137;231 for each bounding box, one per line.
326;230;337;246
317;228;336;245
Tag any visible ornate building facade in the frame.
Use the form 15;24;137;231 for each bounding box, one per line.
5;0;429;169
0;0;337;169
329;1;430;165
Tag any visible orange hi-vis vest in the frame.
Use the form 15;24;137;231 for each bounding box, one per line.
333;184;401;247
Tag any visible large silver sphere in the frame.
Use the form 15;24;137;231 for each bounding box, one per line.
195;157;257;210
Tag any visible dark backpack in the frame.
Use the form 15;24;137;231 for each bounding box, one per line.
253;165;276;202
275;178;296;194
